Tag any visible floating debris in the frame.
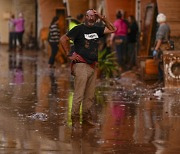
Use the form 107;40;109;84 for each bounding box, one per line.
154;89;163;99
28;112;48;121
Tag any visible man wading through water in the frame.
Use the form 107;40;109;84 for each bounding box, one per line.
60;9;116;129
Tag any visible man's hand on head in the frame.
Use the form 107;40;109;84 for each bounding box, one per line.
93;9;106;21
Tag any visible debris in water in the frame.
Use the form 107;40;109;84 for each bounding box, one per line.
153;90;162;99
28;112;48;121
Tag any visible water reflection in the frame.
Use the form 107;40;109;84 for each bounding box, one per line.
9;52;24;84
134;92;180;153
100;100;136;153
32;68;67;139
95;84;180;153
0;47;180;153
49;69;57;94
71;127;99;154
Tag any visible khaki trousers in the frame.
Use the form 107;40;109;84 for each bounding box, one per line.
71;63;97;118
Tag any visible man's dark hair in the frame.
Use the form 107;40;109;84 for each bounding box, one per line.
77;13;84;21
129;15;135;23
116;11;122;19
11;14;15;19
50;16;59;25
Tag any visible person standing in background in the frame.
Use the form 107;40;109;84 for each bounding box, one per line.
68;13;84;31
13;12;25;51
127;15;139;70
153;13;171;85
8;14;16;51
48;16;60;68
110;11;128;72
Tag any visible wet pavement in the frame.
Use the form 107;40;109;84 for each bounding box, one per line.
0;45;180;154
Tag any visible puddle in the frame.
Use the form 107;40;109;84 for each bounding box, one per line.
0;47;179;153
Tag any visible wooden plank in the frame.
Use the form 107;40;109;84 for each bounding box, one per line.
139;3;156;56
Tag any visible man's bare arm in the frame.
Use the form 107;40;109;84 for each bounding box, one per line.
155;39;162;51
93;10;116;34
60;34;81;61
103;18;116;34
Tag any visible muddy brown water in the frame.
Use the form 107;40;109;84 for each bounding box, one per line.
0;46;180;154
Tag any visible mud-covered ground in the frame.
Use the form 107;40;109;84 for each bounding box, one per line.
0;45;180;154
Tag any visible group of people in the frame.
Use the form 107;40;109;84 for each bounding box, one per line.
110;10;139;72
47;9;171;130
8;12;25;52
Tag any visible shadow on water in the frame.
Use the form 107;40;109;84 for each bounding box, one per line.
0;46;180;153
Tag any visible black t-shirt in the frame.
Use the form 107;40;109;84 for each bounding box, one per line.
67;24;105;64
127;22;139;43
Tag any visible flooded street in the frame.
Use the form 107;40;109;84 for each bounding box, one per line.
0;45;180;154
